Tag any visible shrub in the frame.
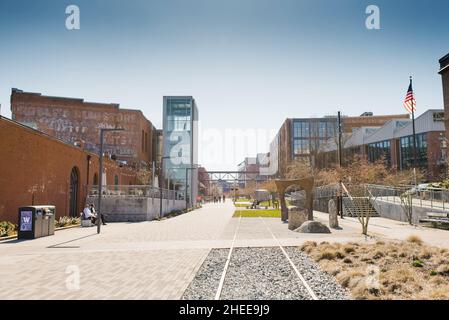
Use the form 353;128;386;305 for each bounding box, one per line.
0;221;18;237
407;235;423;245
317;250;336;261
412;260;424;268
55;216;80;228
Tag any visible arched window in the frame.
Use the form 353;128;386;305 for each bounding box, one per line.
69;167;79;218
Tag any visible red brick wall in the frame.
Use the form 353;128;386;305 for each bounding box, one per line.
342;114;409;133
426;131;444;179
278;119;291;178
0;117;138;223
10;89;154;166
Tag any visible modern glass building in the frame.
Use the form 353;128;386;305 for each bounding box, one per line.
162;96;199;206
292;118;338;159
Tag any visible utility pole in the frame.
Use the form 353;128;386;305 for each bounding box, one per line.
337;111;344;219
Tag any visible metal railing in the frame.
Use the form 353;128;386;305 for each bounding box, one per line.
87;185;185;201
314;184;339;199
366;184;449;212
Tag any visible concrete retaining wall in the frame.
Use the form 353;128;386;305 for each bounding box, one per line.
86;196;186;222
373;199;444;224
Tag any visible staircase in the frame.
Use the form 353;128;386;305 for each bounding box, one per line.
342;196;379;217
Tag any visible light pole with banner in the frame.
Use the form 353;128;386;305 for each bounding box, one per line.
97;127;124;234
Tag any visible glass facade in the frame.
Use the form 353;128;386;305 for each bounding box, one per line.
163;96;198;204
400;133;427;170
292;118;337;157
368;140;391;165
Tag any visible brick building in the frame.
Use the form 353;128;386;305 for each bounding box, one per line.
316;110;446;180
11;89;156;167
269;113;410;177
440;53;449;161
0;116;138;223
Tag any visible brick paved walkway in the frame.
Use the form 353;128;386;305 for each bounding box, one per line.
0;201;235;300
1;200;448;299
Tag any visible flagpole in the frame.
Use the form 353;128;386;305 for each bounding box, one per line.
410;76;418;186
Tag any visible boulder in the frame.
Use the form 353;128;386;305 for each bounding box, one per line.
288;208;308;230
294;221;331;234
328;199;339;229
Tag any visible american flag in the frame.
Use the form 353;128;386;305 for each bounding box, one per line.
403;81;416;114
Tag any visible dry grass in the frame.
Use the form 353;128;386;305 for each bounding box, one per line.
300;239;449;300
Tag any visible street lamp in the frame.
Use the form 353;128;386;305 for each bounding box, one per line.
185;165;200;211
159;156;172;219
97;127;124;234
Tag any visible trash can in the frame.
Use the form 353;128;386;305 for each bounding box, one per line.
45;207;55;236
18;206;56;240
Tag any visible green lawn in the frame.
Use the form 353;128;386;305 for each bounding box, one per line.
233;209;281;218
234;203;250;208
235;198;251;203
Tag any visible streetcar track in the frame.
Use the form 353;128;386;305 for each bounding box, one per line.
258;217;318;300
213;215;318;300
214;215;242;300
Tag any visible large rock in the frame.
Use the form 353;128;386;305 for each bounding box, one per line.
294;221;331;234
328;199;339;229
288;208;308;230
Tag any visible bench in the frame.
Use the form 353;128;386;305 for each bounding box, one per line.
419;212;449;228
80;212;95;227
81;219;94;227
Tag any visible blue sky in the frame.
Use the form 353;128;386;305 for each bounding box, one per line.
0;0;448;170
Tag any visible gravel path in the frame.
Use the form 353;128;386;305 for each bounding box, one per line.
182;246;350;300
285;247;351;300
220;247;312;300
182;248;228;300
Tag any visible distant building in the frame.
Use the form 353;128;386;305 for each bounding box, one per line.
316;110;446;180
269;113;410;177
10;88;156;167
162;96;199;206
237;157;258;189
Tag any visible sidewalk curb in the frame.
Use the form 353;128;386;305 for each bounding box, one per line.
0;224;81;242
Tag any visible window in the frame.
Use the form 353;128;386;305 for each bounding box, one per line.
293;139;309;155
293;121;309;139
399;133;427;170
319;122;327;138
145;132;148;152
368;140;391;165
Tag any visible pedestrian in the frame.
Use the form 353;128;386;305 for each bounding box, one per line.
223;195;226;202
90;203;107;225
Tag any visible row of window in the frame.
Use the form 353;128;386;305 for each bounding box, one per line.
293;138;329;155
368;140;391;165
365;134;428;169
293;120;337;139
400;133;428;169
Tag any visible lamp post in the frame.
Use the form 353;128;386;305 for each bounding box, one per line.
159;156;171;219
97;127;124;234
185;165;199;211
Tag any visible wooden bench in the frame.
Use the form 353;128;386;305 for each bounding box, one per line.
419;212;449;228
